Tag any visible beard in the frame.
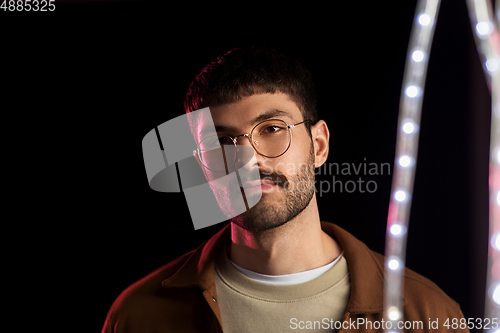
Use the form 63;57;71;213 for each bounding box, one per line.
230;143;316;233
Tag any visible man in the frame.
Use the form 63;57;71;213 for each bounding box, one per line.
102;47;468;332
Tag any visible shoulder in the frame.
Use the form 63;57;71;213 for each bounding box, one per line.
324;222;463;314
324;219;465;324
369;251;464;317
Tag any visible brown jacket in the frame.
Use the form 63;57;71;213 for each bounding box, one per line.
101;222;468;332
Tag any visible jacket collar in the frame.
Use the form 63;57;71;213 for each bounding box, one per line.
162;221;403;314
321;222;387;314
161;224;230;289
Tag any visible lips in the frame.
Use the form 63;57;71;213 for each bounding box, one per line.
234;171;288;195
241;179;276;193
244;179;275;187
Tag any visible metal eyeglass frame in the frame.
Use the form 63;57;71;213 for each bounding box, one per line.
193;119;311;171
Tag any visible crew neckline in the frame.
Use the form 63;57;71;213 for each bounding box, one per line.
229;253;343;285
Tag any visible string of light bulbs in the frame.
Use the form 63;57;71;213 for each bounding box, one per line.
383;0;441;331
465;0;500;325
384;0;500;330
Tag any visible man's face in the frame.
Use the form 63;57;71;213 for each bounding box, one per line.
195;93;317;233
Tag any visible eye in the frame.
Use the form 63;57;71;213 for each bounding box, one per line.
261;125;285;134
218;137;233;145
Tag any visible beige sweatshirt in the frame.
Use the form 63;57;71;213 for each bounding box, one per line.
214;248;350;332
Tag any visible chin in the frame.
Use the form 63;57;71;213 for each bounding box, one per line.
231;190;313;233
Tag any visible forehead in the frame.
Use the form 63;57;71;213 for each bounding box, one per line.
196;93;302;137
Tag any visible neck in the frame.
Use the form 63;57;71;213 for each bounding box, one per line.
228;197;342;275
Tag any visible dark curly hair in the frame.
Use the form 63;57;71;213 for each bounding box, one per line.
183;46;319;134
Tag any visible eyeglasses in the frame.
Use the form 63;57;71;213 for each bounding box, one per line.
194;119;310;172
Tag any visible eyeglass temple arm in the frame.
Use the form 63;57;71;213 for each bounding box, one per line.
288;120;310;129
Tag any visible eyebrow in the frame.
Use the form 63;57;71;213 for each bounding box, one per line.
213;109;293;133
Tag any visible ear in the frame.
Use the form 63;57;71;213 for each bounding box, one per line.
310;120;330;168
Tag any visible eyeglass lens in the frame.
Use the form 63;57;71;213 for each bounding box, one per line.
198;119;291;171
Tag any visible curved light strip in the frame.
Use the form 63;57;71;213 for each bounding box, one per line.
465;0;500;323
383;0;441;331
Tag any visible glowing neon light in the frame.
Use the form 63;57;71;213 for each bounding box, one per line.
465;0;500;324
384;1;441;331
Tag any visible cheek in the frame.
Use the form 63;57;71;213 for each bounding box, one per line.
286;144;314;167
281;151;315;179
258;139;314;176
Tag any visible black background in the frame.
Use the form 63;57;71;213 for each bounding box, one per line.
2;0;493;331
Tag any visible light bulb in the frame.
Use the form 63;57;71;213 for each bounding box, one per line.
388;259;400;270
476;21;492;36
493;284;500;305
395;190;407;202
486;58;499;72
388;307;400;320
418;14;431;26
405;85;419;98
390;224;403;236
399;155;412;167
402;120;416;134
493;232;500;250
412;50;425;62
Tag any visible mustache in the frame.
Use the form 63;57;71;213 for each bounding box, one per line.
258;171;288;188
236;170;289;188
